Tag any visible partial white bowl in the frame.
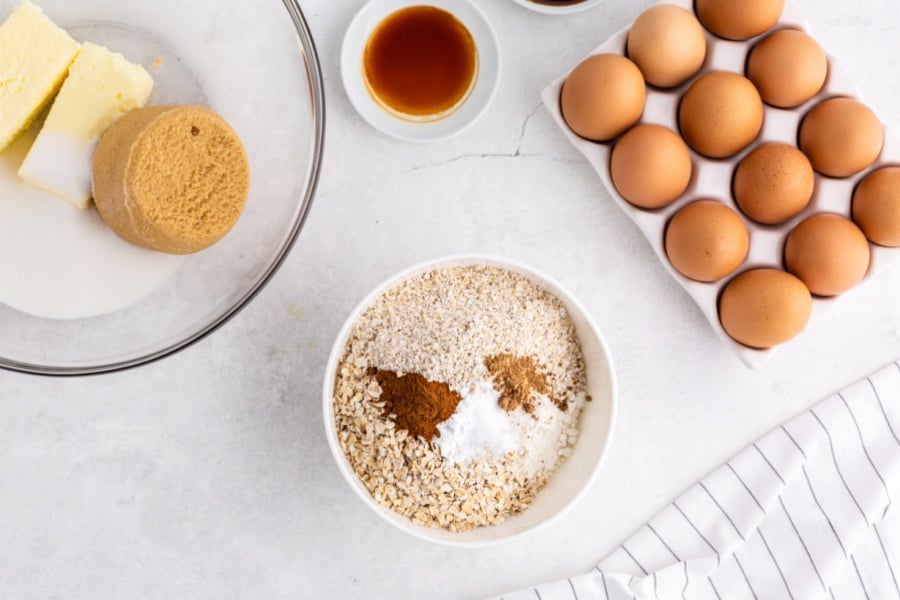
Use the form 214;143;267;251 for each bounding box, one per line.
322;255;618;547
341;0;501;142
510;0;605;16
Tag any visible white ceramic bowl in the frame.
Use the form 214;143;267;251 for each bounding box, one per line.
341;0;501;142
322;255;617;547
510;0;605;16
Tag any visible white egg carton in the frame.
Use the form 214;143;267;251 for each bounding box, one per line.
541;0;900;368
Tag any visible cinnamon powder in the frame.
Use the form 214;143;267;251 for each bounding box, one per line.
485;354;566;413
372;369;462;442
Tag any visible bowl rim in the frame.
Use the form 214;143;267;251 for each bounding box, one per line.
322;254;619;547
509;0;605;15
0;0;326;377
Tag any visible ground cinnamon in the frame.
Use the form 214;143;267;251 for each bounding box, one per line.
372;369;462;442
485;354;566;413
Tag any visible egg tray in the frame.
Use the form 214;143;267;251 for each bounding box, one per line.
541;0;900;368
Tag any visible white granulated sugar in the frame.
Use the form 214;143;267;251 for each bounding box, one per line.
436;381;517;465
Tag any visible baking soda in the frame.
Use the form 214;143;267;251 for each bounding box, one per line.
436;379;584;477
436;381;517;465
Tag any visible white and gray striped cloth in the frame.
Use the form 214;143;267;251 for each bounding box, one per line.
499;360;900;600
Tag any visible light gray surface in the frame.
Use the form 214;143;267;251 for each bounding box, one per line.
2;0;900;598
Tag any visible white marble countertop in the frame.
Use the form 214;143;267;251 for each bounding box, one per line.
2;0;900;598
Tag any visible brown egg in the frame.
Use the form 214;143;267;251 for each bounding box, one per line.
799;98;883;178
719;269;812;349
627;5;707;88
696;0;784;41
560;54;646;142
610;124;693;209
679;72;764;158
733;143;814;225
785;214;870;296
853;167;900;247
665;200;749;282
747;29;828;108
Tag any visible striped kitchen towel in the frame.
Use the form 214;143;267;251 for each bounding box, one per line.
498;360;900;600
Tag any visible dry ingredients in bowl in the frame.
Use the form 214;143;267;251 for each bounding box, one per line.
333;265;589;532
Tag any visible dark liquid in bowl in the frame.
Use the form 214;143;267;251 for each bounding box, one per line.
363;6;477;119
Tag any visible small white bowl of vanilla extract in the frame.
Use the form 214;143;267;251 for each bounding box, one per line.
341;0;501;142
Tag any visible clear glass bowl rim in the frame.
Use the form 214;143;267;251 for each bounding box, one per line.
1;0;326;377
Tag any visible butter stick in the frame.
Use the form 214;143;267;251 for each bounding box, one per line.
0;1;80;153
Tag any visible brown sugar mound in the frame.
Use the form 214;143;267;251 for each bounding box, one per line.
92;105;249;255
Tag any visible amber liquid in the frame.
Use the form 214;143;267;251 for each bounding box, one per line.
363;6;478;120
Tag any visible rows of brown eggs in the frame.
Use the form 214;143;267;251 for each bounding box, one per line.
547;0;900;359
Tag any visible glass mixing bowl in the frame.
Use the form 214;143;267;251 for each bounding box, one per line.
0;0;324;375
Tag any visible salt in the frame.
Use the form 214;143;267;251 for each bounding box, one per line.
516;391;585;476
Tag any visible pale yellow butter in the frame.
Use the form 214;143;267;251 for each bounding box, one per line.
19;42;154;208
0;1;80;153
